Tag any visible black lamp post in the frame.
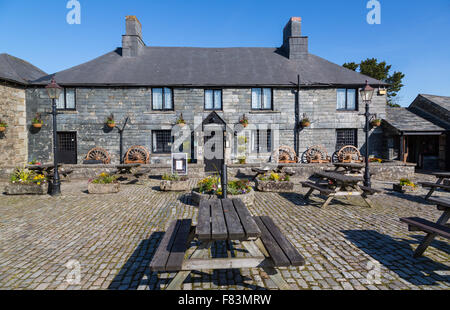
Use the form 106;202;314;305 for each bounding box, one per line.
360;80;375;188
222;130;228;199
45;78;63;196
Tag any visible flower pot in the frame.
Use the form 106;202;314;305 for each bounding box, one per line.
301;121;310;128
107;123;116;128
160;179;189;191
0;127;6;132
393;184;416;194
4;183;48;195
32;123;43;128
241;123;248;128
371;120;381;127
88;182;120;194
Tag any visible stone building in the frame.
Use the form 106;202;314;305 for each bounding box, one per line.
0;54;46;166
6;16;390;170
383;94;449;170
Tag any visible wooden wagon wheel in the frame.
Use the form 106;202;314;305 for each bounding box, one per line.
124;145;150;164
337;145;363;163
271;145;298;163
302;145;330;164
85;147;111;164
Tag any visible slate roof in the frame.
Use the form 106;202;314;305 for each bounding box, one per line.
32;47;386;87
0;53;47;85
384;107;445;133
419;94;450;112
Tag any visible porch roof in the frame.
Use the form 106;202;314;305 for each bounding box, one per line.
384;107;446;135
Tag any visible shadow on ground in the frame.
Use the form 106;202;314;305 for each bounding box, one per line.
342;230;450;286
109;233;265;290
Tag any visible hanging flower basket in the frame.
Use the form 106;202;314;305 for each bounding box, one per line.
32;113;43;128
301;119;310;128
0;121;7;132
176;113;186;127
371;119;382;127
239;114;249;128
105;113;116;128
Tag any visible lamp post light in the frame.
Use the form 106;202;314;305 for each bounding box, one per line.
45;78;63;196
360;80;375;188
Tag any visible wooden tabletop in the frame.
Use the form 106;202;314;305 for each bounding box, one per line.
315;171;363;183
197;198;261;241
333;163;365;169
432;172;450;178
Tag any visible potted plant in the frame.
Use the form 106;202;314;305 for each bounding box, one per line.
160;173;189;191
238;156;246;164
393;178;416;193
4;166;48;195
239;114;249;128
256;172;294;192
32;113;43;128
191;175;254;206
371;119;382;127
301;114;311;128
176;113;186;127
0;120;7;132
105;114;115;128
88;172;120;194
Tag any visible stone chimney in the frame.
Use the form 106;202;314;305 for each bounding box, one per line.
281;17;308;59
122;16;145;57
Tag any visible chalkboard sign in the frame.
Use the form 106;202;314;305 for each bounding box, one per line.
172;153;188;175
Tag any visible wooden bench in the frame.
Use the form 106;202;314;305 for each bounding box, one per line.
301;181;334;196
400;217;450;239
419;182;450;191
150;219;192;272
253;216;305;267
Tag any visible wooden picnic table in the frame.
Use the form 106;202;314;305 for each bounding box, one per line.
114;164;147;182
400;197;450;257
332;163;365;175
301;171;379;208
420;172;450;199
150;198;305;290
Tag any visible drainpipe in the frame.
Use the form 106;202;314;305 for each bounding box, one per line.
295;74;300;158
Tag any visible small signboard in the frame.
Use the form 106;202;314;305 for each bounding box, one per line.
172;153;188;176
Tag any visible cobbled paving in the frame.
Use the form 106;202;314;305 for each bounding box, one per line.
0;175;449;290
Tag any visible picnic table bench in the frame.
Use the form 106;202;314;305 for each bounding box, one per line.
400;197;450;257
419;172;450;199
114;164;146;183
150;198;305;290
301;171;380;208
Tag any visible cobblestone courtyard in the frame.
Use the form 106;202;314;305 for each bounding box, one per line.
0;176;449;290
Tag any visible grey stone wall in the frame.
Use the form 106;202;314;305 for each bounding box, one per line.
0;82;28;165
25;86;386;166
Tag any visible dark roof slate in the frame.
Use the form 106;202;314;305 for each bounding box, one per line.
32;47;386;87
419;94;450;112
0;53;47;85
385;107;446;133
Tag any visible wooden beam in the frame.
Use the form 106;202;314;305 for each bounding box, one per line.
181;257;269;270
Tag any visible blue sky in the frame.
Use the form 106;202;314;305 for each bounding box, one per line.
0;0;449;106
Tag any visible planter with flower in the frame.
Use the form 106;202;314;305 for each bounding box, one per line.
175;114;186;127
160;173;189;191
371;119;382;127
255;172;294;192
5;166;48;195
191;175;254;206
300;114;311;128
88;172;120;194
0;120;7;132
32;113;44;128
105;114;116;128
393;178;416;193
239;114;249;128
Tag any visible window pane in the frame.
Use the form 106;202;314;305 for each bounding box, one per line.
267;130;272;152
337;89;346;110
164;88;173;109
251;130;258;153
214;90;222;109
153;130;172;153
336;129;357;150
152;88;163;110
66;89;75;109
251;88;261;109
263;88;272;109
205;90;213;109
56;91;65;109
347;89;356;110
